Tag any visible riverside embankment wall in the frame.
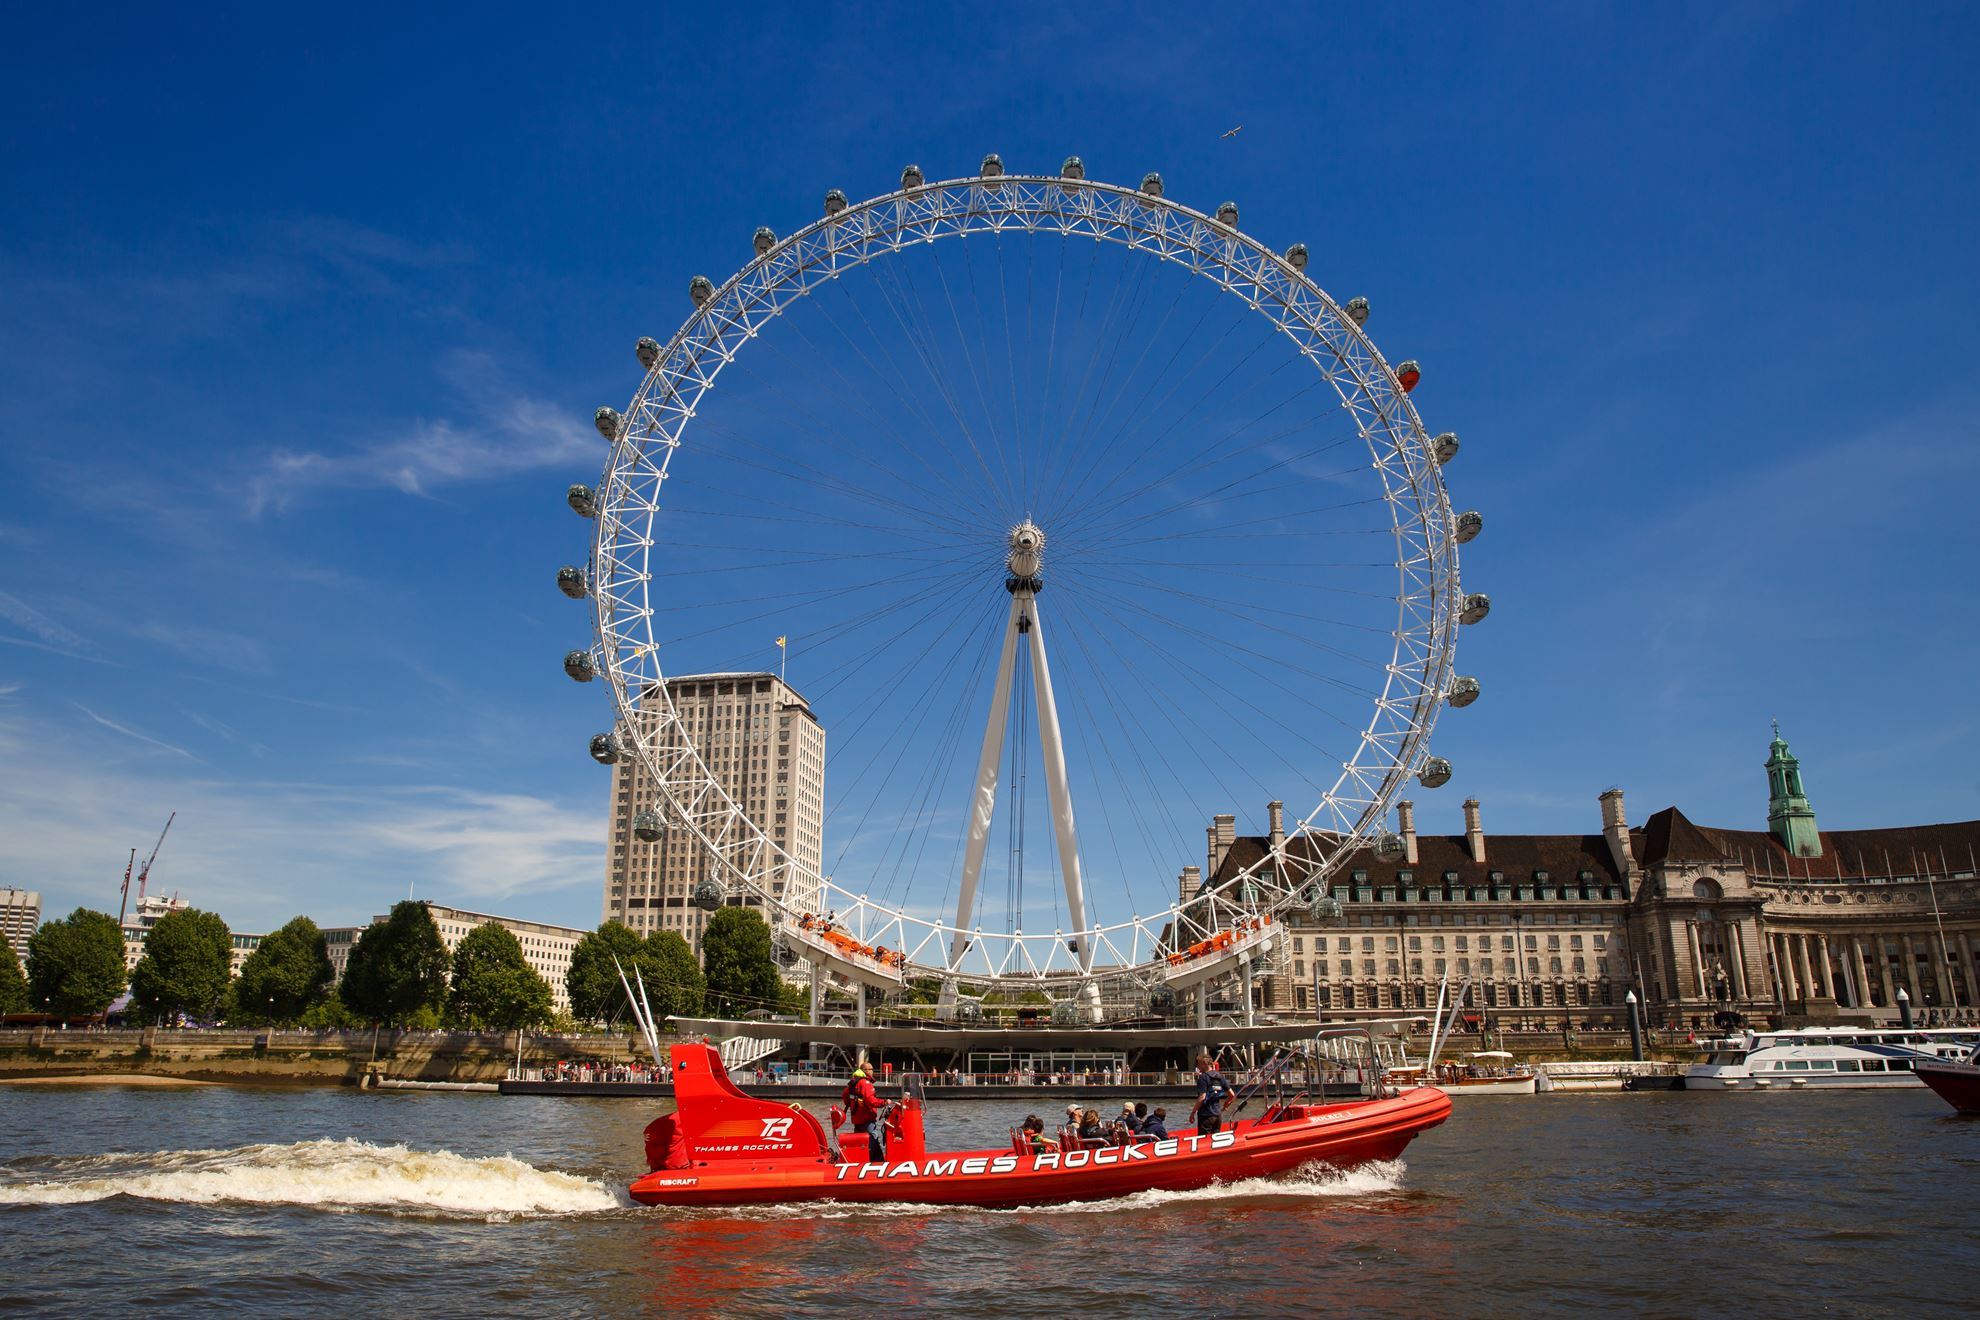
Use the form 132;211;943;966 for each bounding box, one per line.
0;1028;646;1086
0;1027;1690;1086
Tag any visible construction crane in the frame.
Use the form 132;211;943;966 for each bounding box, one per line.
123;813;176;921
116;848;137;926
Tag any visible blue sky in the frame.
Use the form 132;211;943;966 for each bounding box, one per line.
2;4;1977;939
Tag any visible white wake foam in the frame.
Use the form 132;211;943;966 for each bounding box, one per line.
700;1159;1409;1221
0;1139;628;1219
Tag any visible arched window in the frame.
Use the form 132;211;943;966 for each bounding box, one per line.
1693;878;1723;903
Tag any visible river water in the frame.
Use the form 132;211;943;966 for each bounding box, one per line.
1;1083;1974;1317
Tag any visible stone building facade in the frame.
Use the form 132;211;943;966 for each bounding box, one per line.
1199;731;1980;1029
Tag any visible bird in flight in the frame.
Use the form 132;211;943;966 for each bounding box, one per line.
1221;125;1244;139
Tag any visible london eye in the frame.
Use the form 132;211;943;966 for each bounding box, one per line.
559;157;1485;1020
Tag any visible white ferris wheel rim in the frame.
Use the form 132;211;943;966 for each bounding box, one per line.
587;169;1464;991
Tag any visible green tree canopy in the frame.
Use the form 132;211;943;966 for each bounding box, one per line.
0;937;29;1015
339;901;449;1025
129;907;234;1025
26;908;127;1017
648;929;706;1021
444;922;553;1031
231;916;334;1025
701;907;781;1017
565;920;651;1025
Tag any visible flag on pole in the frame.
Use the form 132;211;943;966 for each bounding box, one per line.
776;636;786;648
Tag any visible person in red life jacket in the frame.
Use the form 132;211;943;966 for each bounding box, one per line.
841;1063;886;1161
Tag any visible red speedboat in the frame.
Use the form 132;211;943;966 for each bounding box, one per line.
628;1041;1451;1209
1915;1046;1980;1115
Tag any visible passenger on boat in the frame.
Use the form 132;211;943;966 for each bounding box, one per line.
1116;1102;1141;1141
1076;1108;1106;1145
1020;1115;1054;1151
1191;1053;1234;1136
1142;1108;1171;1140
842;1064;885;1161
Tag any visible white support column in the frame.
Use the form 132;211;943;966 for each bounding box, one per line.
1727;922;1748;1000
1025;593;1099;1013
946;593;1024;973
1687;922;1706;999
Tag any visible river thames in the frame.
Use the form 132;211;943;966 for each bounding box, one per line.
2;1084;1974;1317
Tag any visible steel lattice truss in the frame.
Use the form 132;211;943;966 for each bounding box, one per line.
585;171;1466;996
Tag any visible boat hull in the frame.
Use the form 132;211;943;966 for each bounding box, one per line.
1913;1061;1980;1114
1683;1072;1923;1091
629;1085;1450;1208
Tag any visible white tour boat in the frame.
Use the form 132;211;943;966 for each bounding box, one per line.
1390;1050;1540;1096
1683;1027;1980;1091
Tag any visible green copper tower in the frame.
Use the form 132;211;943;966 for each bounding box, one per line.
1765;721;1822;858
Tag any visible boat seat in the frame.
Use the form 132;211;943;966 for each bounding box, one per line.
838;1132;872;1162
1010;1131;1030;1157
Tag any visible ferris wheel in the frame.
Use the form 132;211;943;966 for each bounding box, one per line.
558;156;1486;1018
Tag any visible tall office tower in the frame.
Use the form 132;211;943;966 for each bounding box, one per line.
602;673;825;954
1;887;40;962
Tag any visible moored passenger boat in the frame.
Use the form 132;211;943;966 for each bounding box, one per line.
1683;1027;1980;1091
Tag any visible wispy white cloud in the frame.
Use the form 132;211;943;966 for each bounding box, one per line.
180;707;265;757
0;705;603;931
246;352;594;515
75;703;200;761
136;621;271;674
0;591;90;654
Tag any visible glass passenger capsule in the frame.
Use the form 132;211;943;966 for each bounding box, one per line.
688;275;714;307
1454;510;1483;543
1215;200;1239;227
692;878;727;911
563;649;596;682
588;733;621;765
753;227;777;257
1344;296;1370;326
823;189;848;216
566;484;597;519
556;566;588;599
1374;832;1407;862
900;164;924;189
1447;675;1481;708
1418;757;1454;789
632;809;663;843
635;336;660;370
1140;172;1164;197
1459;593;1491;625
1431;432;1460;464
594;406;623;441
1285;242;1309;271
1395;359;1422;393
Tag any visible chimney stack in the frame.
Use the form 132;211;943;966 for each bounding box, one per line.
1179;864;1202;905
1463;798;1485;864
1396;799;1419;864
1211;813;1236;875
1600;788;1635;874
1267;800;1285;854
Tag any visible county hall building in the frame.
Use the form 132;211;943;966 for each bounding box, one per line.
1199;729;1980;1030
